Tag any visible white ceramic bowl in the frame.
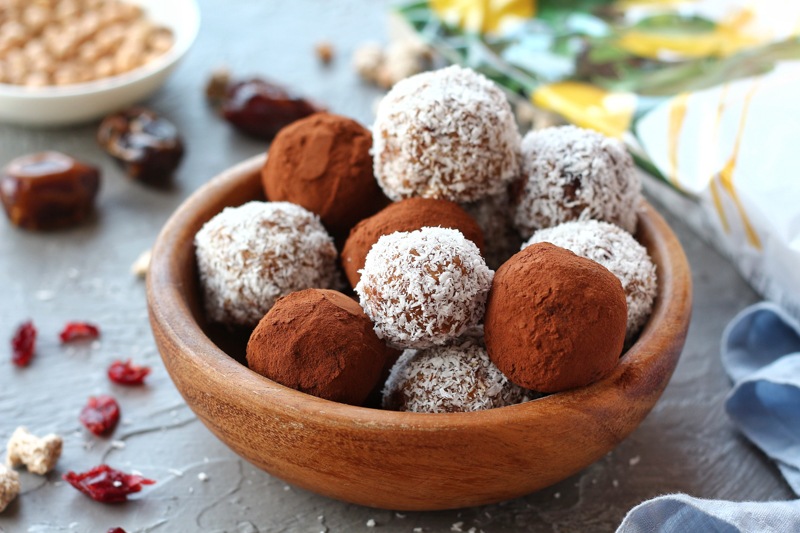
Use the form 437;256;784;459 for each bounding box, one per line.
0;0;200;127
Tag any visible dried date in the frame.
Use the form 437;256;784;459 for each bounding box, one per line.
0;152;100;231
97;108;184;187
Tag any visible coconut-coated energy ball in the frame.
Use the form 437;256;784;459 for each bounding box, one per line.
523;219;657;343
382;337;533;413
484;243;627;393
341;197;484;288
195;201;339;327
261;113;390;240
247;289;396;406
356;226;493;349
372;65;520;203
513;125;641;238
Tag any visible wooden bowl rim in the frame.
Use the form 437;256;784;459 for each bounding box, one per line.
148;153;692;430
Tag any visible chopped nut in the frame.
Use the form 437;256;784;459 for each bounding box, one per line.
315;41;334;65
205;67;231;109
352;42;383;84
0;464;20;513
6;426;63;475
377;39;432;89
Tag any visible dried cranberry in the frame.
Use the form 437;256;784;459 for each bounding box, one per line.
79;395;120;436
0;152;101;231
97;107;184;187
59;322;100;343
11;321;36;367
221;78;321;140
63;465;155;503
107;529;127;533
108;359;151;386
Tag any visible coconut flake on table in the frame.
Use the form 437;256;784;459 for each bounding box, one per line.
513;125;642;238
372;65;520;203
194;201;339;327
383;337;535;413
523;219;657;343
356;226;493;349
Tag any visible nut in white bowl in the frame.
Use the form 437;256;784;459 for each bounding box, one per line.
0;0;200;127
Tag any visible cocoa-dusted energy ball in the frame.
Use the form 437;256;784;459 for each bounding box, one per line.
383;337;533;413
356;227;493;349
484;243;627;393
523;220;657;343
341;197;484;288
372;65;520;203
513;125;641;238
195;201;339;328
262;113;389;240
247;289;396;405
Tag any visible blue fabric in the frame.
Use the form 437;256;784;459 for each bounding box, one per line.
617;494;800;532
617;302;800;532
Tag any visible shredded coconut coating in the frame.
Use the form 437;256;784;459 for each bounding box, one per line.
195;201;339;327
372;65;520;203
513;125;642;238
356;227;493;349
5;426;62;475
524;219;657;343
462;190;523;270
0;464;19;513
382;337;534;413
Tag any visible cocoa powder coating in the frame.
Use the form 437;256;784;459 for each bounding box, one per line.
261;112;390;240
341;197;484;288
246;289;396;406
484;243;627;393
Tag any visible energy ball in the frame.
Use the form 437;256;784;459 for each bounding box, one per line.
484;243;627;393
383;337;533;413
247;289;396;406
262;113;389;240
372;65;520;203
513;125;641;238
341;197;484;288
523;220;657;343
195;201;339;328
356;227;493;349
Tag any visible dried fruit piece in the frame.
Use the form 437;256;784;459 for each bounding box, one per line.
59;322;100;343
0;152;101;231
11;321;36;367
79;395;120;436
108;359;151;386
221;78;320;141
97;107;184;186
63;465;155;503
107;528;127;533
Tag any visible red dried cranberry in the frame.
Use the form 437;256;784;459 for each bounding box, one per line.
11;321;36;367
107;529;127;533
63;465;155;503
59;322;100;343
221;78;321;140
79;395;120;436
108;359;151;386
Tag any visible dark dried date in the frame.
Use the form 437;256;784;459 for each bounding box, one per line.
97;108;184;187
0;152;100;231
221;78;320;141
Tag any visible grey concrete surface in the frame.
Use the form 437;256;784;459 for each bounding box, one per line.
0;1;794;531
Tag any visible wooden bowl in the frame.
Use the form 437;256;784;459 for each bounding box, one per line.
147;154;692;511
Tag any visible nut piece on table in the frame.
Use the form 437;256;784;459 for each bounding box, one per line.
315;41;334;65
6;426;63;475
0;151;101;231
0;465;20;513
97;107;185;187
220;78;321;141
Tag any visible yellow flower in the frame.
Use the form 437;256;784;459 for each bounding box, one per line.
430;0;535;34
